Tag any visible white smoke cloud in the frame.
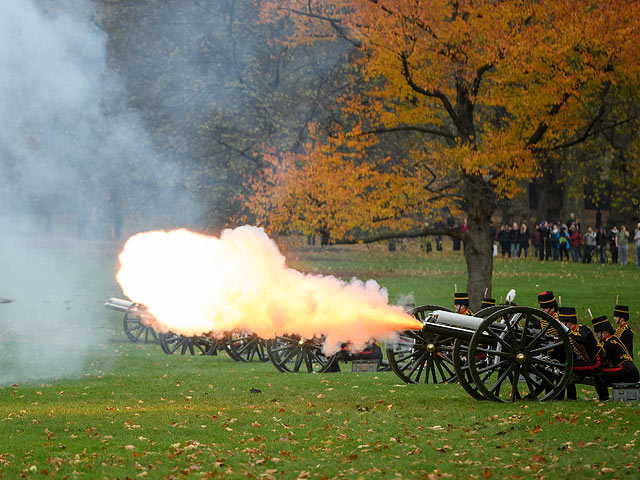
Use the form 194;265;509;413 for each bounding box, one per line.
0;0;195;384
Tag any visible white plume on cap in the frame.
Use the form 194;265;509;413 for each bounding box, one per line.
506;289;516;303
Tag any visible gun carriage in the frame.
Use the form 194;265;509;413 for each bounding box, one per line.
106;297;160;345
105;298;387;372
387;305;574;402
265;335;339;373
105;298;220;356
104;298;343;370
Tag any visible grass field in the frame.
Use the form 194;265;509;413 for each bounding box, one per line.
1;236;639;479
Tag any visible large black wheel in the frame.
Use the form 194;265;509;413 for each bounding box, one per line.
123;309;159;344
159;332;218;355
224;331;269;362
473;305;507;319
266;335;339;373
468;306;573;402
452;338;487;400
386;305;457;384
451;306;509;400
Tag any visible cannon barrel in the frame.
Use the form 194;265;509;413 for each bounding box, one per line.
104;297;156;322
423;310;499;344
105;297;135;311
429;310;484;330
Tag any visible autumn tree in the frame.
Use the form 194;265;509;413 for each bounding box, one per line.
246;0;640;307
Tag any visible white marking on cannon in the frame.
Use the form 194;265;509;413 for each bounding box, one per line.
428;310;484;330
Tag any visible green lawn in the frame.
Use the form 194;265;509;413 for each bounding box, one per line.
1;237;639;479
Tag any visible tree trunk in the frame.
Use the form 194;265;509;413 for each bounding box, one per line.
461;175;494;311
533;156;563;222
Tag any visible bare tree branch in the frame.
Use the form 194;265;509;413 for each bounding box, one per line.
401;53;461;129
335;225;464;245
359;124;457;140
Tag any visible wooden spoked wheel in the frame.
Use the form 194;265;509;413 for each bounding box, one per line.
159;332;218;355
452;338;487;400
468;306;573;402
123;310;159;344
473;305;507;319
451;305;511;400
224;331;269;362
266;335;338;373
386;305;457;384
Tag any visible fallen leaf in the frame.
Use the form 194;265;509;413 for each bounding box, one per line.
529;425;542;435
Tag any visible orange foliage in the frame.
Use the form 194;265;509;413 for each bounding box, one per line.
248;0;640;239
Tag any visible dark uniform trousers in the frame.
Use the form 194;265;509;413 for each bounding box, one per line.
565;325;609;401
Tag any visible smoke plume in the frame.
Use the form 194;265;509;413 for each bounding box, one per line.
116;226;423;354
0;0;196;384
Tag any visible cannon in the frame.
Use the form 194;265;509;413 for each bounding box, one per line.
386;305;456;384
266;335;339;373
105;297;160;344
387;305;574;402
105;298;329;367
225;330;269;363
105;298;221;355
105;298;388;372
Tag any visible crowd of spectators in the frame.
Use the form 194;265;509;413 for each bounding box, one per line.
494;214;640;267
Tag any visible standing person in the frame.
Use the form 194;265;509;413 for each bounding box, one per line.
558;227;570;261
460;218;468;251
531;223;541;259
618;224;629;266
539;221;551;261
608;225;619;264
635;222;640;267
550;224;560;261
558;307;609;401
569;225;582;262
593;316;639;385
613;304;634;360
434;219;444;251
509;222;519;258
498;224;511;257
596;226;608;264
517;223;530;258
489;221;497;255
452;220;461;251
582;226;596;263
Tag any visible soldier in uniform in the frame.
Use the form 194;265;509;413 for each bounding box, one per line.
535;291;561;336
481;297;496;310
613;304;634;359
592;315;639;385
537;291;559;318
454;292;474;316
558;307;609;401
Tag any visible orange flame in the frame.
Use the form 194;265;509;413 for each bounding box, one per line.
116;226;423;354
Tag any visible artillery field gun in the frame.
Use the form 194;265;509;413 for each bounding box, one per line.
105;298;382;373
387;305;573;402
106;298;575;401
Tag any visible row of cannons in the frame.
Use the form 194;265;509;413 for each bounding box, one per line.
106;298;574;402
